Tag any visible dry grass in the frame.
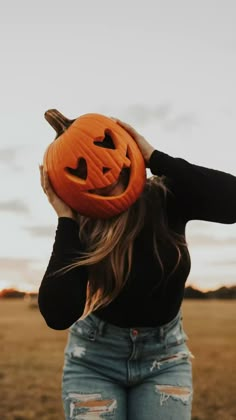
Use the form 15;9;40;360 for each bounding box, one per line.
0;299;235;420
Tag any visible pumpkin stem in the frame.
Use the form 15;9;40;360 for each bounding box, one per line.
44;109;74;137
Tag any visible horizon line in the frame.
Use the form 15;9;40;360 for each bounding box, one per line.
1;283;236;295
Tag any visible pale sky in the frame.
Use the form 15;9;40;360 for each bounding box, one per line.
0;0;236;292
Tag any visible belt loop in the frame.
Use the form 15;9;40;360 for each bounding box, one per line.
160;326;164;339
97;318;106;336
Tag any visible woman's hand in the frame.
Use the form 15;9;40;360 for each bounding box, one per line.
39;165;77;221
111;118;155;167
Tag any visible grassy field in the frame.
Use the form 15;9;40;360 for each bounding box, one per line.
0;299;235;420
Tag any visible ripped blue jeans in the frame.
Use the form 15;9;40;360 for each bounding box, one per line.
62;310;194;419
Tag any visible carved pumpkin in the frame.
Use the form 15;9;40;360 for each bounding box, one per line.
43;109;146;219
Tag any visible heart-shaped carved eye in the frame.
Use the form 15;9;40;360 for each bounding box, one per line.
66;159;111;180
66;157;87;180
94;131;115;149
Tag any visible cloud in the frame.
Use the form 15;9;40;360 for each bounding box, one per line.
208;259;236;266
0;147;24;171
0;257;36;271
0;199;29;214
0;257;45;292
123;104;171;124
122;103;198;130
0;147;17;162
187;233;236;247
24;225;56;237
188;275;236;291
163;114;198;131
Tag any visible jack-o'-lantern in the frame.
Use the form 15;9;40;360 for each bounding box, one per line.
43;109;146;219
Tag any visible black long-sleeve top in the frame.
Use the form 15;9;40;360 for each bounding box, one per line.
38;150;236;330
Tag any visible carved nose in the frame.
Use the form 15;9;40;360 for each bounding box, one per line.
103;167;111;174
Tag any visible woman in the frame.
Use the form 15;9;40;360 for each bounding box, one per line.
38;119;236;420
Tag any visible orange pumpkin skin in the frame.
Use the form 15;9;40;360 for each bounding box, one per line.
43;110;146;219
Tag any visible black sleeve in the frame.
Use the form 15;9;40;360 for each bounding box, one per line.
38;217;88;330
149;149;236;224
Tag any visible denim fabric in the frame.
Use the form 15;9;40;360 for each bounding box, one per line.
62;310;194;419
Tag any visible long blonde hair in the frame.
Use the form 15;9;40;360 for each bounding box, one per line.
55;175;190;319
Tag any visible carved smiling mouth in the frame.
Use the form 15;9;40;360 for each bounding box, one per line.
89;180;120;196
89;167;130;196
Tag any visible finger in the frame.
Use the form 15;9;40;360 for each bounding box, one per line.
113;118;139;138
110;116;132;129
43;170;53;196
39;165;46;191
39;167;49;195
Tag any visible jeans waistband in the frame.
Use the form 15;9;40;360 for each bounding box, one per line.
86;309;182;338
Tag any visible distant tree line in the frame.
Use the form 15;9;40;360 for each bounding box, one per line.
1;286;236;299
184;285;236;299
0;289;37;299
